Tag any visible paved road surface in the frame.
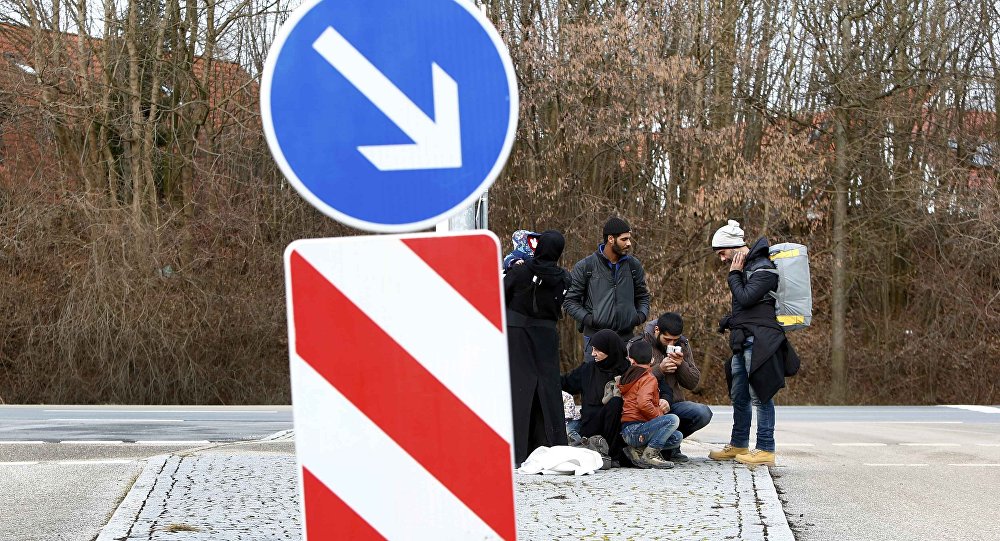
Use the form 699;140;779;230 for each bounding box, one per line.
0;406;293;541
3;404;998;540
0;405;292;444
693;405;1000;541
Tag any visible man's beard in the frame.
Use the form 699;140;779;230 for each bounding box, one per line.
612;241;628;257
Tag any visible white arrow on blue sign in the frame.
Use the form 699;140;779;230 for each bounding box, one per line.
261;0;518;233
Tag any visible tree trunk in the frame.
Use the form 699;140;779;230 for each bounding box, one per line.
830;109;849;404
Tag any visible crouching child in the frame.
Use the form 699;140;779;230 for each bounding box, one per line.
563;391;584;445
618;340;682;469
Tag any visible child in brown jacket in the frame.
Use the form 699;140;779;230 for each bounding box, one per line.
618;340;682;469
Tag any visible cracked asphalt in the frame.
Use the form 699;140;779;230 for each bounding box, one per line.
95;440;792;540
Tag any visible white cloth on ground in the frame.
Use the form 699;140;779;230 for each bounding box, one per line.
515;445;603;476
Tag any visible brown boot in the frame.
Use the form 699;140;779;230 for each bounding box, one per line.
638;446;674;469
735;449;776;466
708;444;750;461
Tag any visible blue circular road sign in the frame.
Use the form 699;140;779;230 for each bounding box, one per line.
262;0;518;232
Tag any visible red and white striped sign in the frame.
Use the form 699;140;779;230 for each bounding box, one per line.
284;231;516;540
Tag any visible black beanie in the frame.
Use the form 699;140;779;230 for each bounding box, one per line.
603;217;630;240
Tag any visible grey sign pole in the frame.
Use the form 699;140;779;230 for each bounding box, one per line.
437;191;488;232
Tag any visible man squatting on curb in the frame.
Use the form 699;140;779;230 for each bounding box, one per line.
630;312;714;463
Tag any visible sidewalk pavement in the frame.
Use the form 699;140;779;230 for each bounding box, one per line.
96;437;793;541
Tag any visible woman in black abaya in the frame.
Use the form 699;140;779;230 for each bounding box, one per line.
504;230;571;465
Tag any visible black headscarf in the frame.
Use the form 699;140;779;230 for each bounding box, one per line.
589;329;629;375
526;230;565;278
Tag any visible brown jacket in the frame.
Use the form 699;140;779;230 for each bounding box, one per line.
633;320;701;403
619;364;662;423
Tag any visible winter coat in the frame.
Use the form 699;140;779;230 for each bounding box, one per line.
618;365;662;423
561;330;630;431
632;321;702;403
503;262;569;320
719;237;801;403
563;245;651;338
505;231;571;464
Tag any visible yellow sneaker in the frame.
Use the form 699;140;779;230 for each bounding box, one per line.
735;449;775;466
708;444;750;461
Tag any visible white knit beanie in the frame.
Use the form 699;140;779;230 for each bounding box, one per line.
712;220;746;249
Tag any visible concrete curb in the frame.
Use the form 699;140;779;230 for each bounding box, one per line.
95;454;171;541
753;467;795;541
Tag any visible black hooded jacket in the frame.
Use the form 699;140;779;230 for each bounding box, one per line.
504;230;571;464
719;237;801;403
561;329;630;430
504;231;570;321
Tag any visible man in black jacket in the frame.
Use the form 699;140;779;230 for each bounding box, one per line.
707;220;799;467
563;217;651;362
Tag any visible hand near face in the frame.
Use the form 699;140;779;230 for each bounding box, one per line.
667;350;684;366
729;251;746;272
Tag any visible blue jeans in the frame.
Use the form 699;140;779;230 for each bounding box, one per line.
729;339;776;452
620;414;682;450
566;419;582;443
669;400;714;438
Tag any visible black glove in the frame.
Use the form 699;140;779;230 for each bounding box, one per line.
583;314;594;329
717;315;731;334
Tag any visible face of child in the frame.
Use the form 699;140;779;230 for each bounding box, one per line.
591;347;608;361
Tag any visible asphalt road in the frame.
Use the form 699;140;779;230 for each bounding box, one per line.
0;406;294;541
0;405;293;444
693;405;1000;541
3;405;998;540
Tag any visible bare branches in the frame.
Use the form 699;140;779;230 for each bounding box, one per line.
0;0;996;404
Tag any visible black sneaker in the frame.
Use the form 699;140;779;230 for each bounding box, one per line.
666;448;690;463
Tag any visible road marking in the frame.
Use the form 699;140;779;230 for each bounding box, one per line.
899;443;961;447
61;440;125;444
777;443;816;447
947;464;1000;467
56;459;136;465
134;440;211;445
259;429;294;441
0;441;46;444
873;421;963;424
1;459;140;466
942;405;1000;414
48;418;184;423
43;409;280;414
834;443;887;447
975;443;1000;447
863;463;928;467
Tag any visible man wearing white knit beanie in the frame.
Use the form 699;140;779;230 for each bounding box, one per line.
707;219;799;467
711;219;747;252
